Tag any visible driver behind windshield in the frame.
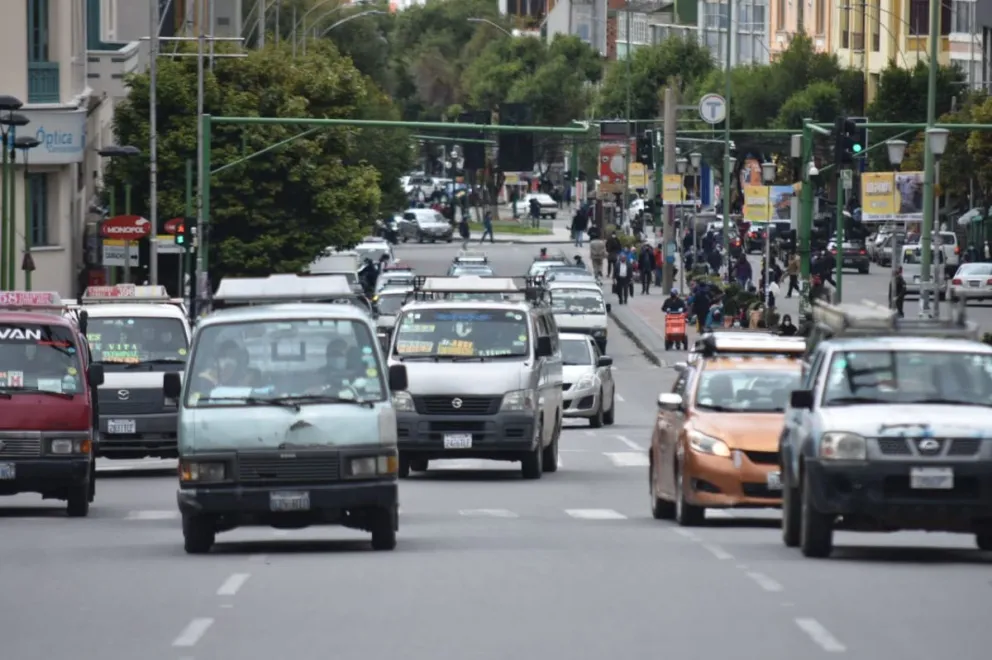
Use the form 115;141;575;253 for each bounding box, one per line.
196;341;255;389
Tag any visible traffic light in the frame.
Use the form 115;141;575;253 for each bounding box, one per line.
848;116;868;171
834;116;864;167
497;103;534;173
637;131;654;169
174;222;186;246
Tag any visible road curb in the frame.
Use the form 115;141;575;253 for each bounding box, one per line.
490;238;572;245
608;309;668;368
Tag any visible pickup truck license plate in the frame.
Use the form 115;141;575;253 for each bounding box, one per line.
766;471;782;490
107;419;136;434
910;467;954;489
270;491;310;512
0;463;14;480
443;433;473;449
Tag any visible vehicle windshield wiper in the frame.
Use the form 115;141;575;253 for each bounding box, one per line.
824;396;888;405
274;395;375;408
904;397;991;407
394;355;438;362
695;404;737;412
198;396;302;411
125;357;186;369
0;386;73;400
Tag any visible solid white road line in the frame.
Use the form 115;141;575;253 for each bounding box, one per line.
615;435;643;451
701;543;733;560
126;510;179;520
745;571;783;593
216;573;250;596
605;452;650;467
794;618;846;653
584;430;594;436
458;509;519;518
565;508;627;520
557;455;564;468
272;530;290;537
172;618;214;647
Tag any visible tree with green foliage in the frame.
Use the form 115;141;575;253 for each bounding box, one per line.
105;42;410;280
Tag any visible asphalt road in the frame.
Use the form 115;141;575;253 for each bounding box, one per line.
0;242;989;660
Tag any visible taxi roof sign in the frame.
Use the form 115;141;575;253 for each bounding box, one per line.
82;284;171;303
0;291;65;308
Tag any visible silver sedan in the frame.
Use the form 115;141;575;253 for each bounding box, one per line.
560;333;616;428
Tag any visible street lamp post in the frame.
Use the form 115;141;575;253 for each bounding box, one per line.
317;10;385;38
689;151;702;266
466;17;513;37
14;136;40;290
0;96;28;290
923;127;949;318
676;157;688;293
1;110;30;290
98;145;141;284
761;161;776;313
885;139;907;299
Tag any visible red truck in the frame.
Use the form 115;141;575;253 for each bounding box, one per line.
0;292;104;516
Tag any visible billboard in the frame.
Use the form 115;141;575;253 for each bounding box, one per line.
859;171;924;222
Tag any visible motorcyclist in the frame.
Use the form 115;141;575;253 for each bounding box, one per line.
661;288;687;314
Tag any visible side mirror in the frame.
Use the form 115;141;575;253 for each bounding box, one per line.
535;336;553;357
657;392;684;411
790;389;814;410
388;364;409;391
597;356;613;367
605;303;612;313
163;372;183;399
87;364;104;388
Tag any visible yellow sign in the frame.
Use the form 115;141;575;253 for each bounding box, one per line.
860;172;895;222
743;185;770;223
662;174;684;204
628;163;647;188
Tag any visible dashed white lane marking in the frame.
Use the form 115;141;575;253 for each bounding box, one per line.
746;571;784;592
672;528;700;541
584;430;594;436
126;510;179;520
615;435;643;451
216;573;250;596
794;618;846;653
565;508;627;520
705;509;734;519
172;618;214;647
605;452;649;467
458;509;518;518
615;393;625;402
701;543;733;560
557;455;564;468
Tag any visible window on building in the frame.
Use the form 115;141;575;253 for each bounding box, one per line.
840;5;850;48
633;12;649;44
909;0;953;36
952;0;974;34
27;0;49;61
776;0;786;30
101;0;117;42
815;0;825;34
753;4;766;33
870;0;881;51
28;173;52;247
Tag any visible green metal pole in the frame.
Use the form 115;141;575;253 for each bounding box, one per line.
183;159;193;303
7;149;17;289
918;0;941;318
108;185;117;286
23;166;31;291
834;179;845;303
623;7;631;221
798;121;813;320
721;0;734;280
210;117;589;134
1;142;8;289
198;114;212;284
124;183;133;284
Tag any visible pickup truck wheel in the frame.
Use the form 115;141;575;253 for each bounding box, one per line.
781;471;800;547
182;515;215;554
370;506;398;551
521;429;544;480
66;482;90;518
649;461;675;520
976;533;992;551
674;462;704;526
799;476;833;558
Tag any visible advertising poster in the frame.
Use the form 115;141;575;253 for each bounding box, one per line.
743;185;770;222
599;144;626;193
859;171;924;222
628;162;647;188
662;174;685;204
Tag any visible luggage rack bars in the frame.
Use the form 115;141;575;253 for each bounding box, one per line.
409;275;548;304
693;332;807;358
812;299;978;340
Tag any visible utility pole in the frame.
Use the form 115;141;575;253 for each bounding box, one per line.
662;86;677;293
918;0;941;318
149;0;160;285
623;6;632;221
721;0;735;278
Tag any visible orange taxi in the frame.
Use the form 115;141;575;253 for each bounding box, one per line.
648;334;805;525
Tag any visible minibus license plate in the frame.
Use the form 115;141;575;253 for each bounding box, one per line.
270;491;310;512
444;434;472;449
108;419;136;434
0;463;14;480
910;467;954;489
766;471;782;490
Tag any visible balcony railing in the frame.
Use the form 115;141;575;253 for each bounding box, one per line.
28;61;60;104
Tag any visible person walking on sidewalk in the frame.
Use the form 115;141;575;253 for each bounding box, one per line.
638;244;656;295
590;234;607;278
785;253;800;297
570;203;589;247
479;209;494;243
734;255;752;288
606;232;622;277
613;253;633;305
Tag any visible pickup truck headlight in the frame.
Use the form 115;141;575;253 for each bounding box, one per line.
573;374;598;391
180;461;227;482
347;454;398;478
687;430;731;457
392;390;415;412
49;438;91;455
501;388;536;412
819;432;866;460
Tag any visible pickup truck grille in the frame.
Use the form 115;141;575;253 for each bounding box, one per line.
236;453;341;482
414;396;500;415
875;437;982;458
0;438;41;457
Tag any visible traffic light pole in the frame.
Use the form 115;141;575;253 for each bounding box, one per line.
184;159;195;314
834;179;845;302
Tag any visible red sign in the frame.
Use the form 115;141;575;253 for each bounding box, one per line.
599;143;625;188
0;291;62;306
164;217;183;235
101;215;152;240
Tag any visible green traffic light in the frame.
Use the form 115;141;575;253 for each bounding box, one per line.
852;144;863;153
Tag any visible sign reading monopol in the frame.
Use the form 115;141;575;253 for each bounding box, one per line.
101;215;152;267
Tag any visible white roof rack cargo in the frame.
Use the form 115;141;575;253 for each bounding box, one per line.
411;276;546;304
812;300;979;340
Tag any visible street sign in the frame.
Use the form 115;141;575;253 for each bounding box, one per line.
698;94;727;125
840;169;853;190
163;217;184;234
101;215;152;240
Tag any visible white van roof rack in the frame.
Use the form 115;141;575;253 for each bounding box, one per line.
411;276;547;304
812;300;978;340
214;274;368;311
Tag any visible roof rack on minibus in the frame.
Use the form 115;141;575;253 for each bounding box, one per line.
812;299;978;341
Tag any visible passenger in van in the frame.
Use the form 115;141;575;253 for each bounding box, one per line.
194;341;256;390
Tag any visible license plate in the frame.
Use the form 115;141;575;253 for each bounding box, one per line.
913;275;921;282
0;463;14;480
766;471;782;491
270;491;310;512
970;281;980;287
107;419;136;434
443;433;473;449
910;467;954;490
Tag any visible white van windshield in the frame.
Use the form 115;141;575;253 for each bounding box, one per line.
394;309;529;359
185;319;385;407
86;317;187;367
551;289;605;314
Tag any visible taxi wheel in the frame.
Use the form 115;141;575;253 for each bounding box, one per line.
976;534;992;552
370;507;398;551
674;463;704;526
649;461;675;520
542;422;560;473
182;515;215;554
603;396;615;426
781;477;801;548
799;477;833;558
66;483;90;518
589;396;604;428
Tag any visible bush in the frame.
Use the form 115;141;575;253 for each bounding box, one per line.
983;332;992;346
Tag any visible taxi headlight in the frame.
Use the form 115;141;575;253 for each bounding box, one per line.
49;438;91;455
501;388;536;412
574;374;598;391
180;461;227;482
392;390;415;412
687;430;731;458
819;432;866;461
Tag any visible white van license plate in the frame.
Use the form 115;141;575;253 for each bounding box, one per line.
270;491;310;512
107;419;136;434
444;434;473;449
766;471;782;490
910;467;954;489
0;463;14;480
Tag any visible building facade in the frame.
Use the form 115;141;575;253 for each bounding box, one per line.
768;0;833;56
980;0;992;88
545;0;609;56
